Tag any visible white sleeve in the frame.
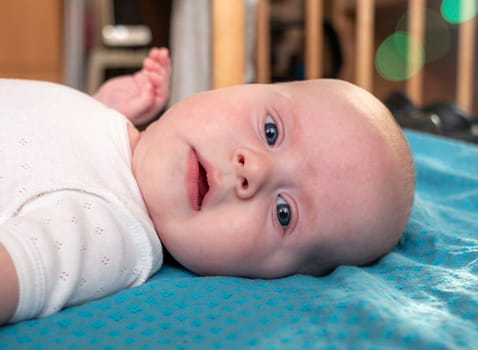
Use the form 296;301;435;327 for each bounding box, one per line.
0;190;152;323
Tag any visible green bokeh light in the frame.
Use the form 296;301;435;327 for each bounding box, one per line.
441;0;478;23
396;9;450;63
375;31;424;81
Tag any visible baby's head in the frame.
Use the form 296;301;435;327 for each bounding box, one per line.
132;79;414;278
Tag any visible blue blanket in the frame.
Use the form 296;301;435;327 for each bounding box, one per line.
1;130;477;349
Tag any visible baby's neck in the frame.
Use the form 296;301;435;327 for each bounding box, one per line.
127;123;141;154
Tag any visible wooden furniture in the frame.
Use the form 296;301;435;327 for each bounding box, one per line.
211;0;477;114
0;0;63;83
211;0;246;88
86;0;151;94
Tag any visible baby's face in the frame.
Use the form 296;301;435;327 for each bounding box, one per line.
132;79;411;277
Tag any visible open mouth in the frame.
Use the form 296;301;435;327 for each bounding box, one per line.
197;159;209;207
187;149;210;211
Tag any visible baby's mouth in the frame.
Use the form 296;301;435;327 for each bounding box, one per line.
197;158;209;208
187;149;210;211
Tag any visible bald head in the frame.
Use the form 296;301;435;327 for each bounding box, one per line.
136;77;415;279
290;80;415;275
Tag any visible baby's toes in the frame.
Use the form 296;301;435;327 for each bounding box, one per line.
151;48;171;72
158;49;170;66
143;57;160;73
147;71;163;87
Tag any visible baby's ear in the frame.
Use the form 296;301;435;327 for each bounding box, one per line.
297;261;335;277
296;249;337;277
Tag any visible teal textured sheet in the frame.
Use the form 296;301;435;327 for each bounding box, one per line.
1;130;477;349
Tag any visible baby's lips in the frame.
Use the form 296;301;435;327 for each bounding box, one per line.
186;148;200;211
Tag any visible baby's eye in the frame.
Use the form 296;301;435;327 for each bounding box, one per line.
264;116;279;146
276;196;291;228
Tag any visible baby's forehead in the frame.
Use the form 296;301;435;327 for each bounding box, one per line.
280;87;373;134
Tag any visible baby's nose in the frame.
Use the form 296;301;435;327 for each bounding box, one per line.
233;147;271;199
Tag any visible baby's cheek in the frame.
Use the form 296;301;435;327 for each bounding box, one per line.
197;216;251;254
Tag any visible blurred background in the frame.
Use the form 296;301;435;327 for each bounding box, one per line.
0;0;476;117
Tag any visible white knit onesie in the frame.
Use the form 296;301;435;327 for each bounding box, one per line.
0;80;163;322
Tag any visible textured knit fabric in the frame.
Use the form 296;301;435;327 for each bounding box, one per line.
0;79;162;322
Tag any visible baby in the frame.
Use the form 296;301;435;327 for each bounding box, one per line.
0;48;414;325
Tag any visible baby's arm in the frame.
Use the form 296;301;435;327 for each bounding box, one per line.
0;243;19;324
0;190;155;324
94;47;171;126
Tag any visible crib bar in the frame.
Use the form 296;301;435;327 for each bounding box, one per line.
406;0;425;105
212;0;245;88
456;4;476;112
305;0;323;79
256;0;271;83
355;0;375;91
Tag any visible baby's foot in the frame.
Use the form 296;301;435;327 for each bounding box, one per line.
131;47;171;125
94;47;171;126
